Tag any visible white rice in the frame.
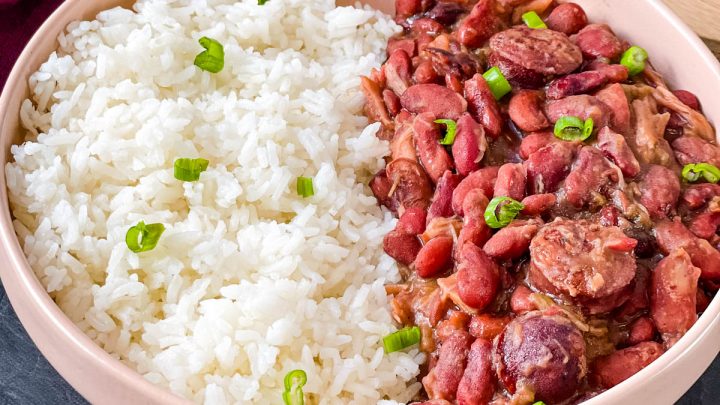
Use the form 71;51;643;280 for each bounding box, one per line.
6;0;424;403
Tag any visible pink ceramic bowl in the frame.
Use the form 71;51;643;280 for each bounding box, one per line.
0;0;718;404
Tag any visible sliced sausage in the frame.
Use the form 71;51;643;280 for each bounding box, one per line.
529;219;637;299
428;171;463;223
572;24;625;61
456;339;496;405
464;74;503;138
452;114;487;176
638;165;681;220
495;311;587;403
413;113;455;183
596;126;641;178
650;249;701;347
563;146;619;208
452;167;500;216
591;342;664;389
489;27;583;75
401;84;468;120
487;52;546;89
508;90;550;132
456;244;500;311
483;219;540;260
545;2;588;35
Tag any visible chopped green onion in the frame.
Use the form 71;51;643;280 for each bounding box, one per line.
682;163;720;183
484;197;525;229
125;221;165;253
532;402;547;405
620;46;649;76
522;11;547;29
282;369;306;405
174;158;209;182
258;0;269;4
194;37;224;73
297;177;314;198
383;326;421;353
553;116;594;141
435;119;458;145
482;66;512;100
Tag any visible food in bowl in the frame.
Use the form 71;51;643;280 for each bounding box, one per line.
363;0;720;403
5;0;426;403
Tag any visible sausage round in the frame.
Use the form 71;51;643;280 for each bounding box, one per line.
489;27;583;76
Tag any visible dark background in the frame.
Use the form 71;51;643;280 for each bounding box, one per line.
0;1;718;404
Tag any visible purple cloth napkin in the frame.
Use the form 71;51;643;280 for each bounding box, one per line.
0;0;64;90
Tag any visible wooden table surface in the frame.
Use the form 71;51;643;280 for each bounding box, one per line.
664;0;720;58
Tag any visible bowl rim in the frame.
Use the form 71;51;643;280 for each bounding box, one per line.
0;0;719;404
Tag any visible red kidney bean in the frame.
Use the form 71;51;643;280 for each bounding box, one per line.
401;84;468;120
451;167;499;216
672;136;720;167
360;76;391;127
615;265;651;320
546;70;608;100
572;24;626;61
688;212;720;240
414;59;440;84
387;37;416;58
412;17;445;36
416;236;454;278
697;289;711;313
383;231;422;265
483;219;540;260
682;184;720;210
563;146;618;208
427;171;463;223
445;73;464;94
382;89;401;117
464;74;503;138
494;163;526;201
385;158;434;212
456;339;496;405
596;126;641;177
427;47;480;82
508;90;550;132
520;193;556;216
638;165;681;219
524;141;579;194
495;311;587;403
456;244;500;311
586;61;629;82
674;89;701;110
397;207;428;235
545;2;588;35
510;285;537;314
650;249;701;347
457;0;503;48
595;83;631;134
518;131;557;159
591;342;664;388
655;218;720;281
626;317;656;346
545;94;613;129
427;1;466;25
452;113;487;176
468;314;511;340
413;113;455;183
422;331;473;401
457;190;492;249
384;49;412;96
396;0;422;21
489;27;583;75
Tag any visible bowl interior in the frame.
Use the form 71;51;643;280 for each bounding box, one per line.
0;0;719;404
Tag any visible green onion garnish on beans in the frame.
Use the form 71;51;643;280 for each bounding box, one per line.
484;197;525;229
258;0;269;4
522;11;547;29
174;158;209;182
383;326;421;353
194;37;225;73
125;221;165;253
620;46;649;76
532;402;547;405
554;116;594;141
297;176;314;198
482;66;512;100
282;369;307;405
682;163;720;184
435;119;458;145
